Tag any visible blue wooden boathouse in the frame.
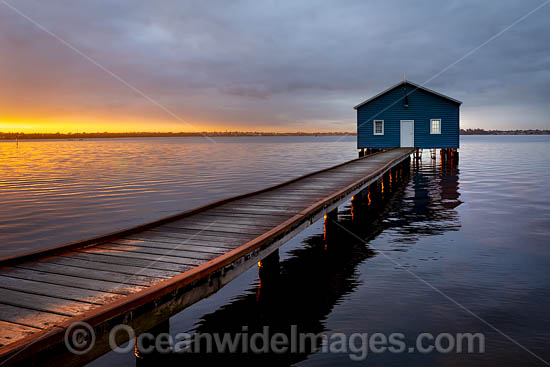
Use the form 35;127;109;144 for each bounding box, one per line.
355;80;461;157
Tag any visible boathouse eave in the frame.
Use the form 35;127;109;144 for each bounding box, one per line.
353;81;462;110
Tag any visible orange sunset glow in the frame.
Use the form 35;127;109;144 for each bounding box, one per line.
0;117;230;134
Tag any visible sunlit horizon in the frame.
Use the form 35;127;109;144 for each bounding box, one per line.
0;121;354;134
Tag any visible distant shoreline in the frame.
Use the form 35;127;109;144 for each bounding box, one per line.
1;129;548;140
0;132;353;140
459;129;550;135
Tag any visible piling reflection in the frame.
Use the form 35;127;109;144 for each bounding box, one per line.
140;156;461;366
395;156;462;240
135;321;171;366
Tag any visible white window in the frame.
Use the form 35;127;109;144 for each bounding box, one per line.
430;119;441;134
373;120;384;135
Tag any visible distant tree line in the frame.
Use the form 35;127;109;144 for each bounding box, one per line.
460;128;549;135
0;131;355;140
1;129;548;140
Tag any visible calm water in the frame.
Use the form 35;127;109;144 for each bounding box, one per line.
1;136;549;366
0;136;357;257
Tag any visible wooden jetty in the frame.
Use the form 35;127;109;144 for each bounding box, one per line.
0;148;413;365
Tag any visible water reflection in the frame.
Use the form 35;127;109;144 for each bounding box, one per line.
0;136;358;257
142;158;462;366
387;158;462;242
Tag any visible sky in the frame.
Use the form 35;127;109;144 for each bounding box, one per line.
0;0;549;133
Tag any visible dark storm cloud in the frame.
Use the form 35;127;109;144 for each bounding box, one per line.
1;0;549;130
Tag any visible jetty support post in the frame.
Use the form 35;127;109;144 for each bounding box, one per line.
398;155;410;182
381;169;391;198
367;179;381;207
324;208;339;244
256;249;280;303
440;148;459;166
452;148;459;164
258;249;280;284
351;190;365;222
414;148;421;161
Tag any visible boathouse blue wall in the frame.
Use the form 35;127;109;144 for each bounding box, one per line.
356;82;460;149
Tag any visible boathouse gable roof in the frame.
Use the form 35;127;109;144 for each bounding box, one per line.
353;81;462;110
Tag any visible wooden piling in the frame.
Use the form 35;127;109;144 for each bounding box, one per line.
324;208;339;244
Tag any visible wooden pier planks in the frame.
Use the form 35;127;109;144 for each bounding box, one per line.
0;148;412;364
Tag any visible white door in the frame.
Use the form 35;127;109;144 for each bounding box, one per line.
400;120;414;147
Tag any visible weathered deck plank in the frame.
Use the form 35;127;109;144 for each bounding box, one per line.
78;247;206;267
200;210;290;220
162;223;267;235
124;234;239;249
0;321;40;348
181;218;277;229
113;238;228;254
0;276;123;305
64;251;193;273
0;303;71;329
14;262;156;286
149;227;256;240
47;256;181;279
98;243;218;261
0;288;99;316
128;231;242;246
0;268;143;295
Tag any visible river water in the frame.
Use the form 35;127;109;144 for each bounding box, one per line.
1;135;549;366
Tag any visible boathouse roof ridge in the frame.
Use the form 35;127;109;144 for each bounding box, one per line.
353;80;463;110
